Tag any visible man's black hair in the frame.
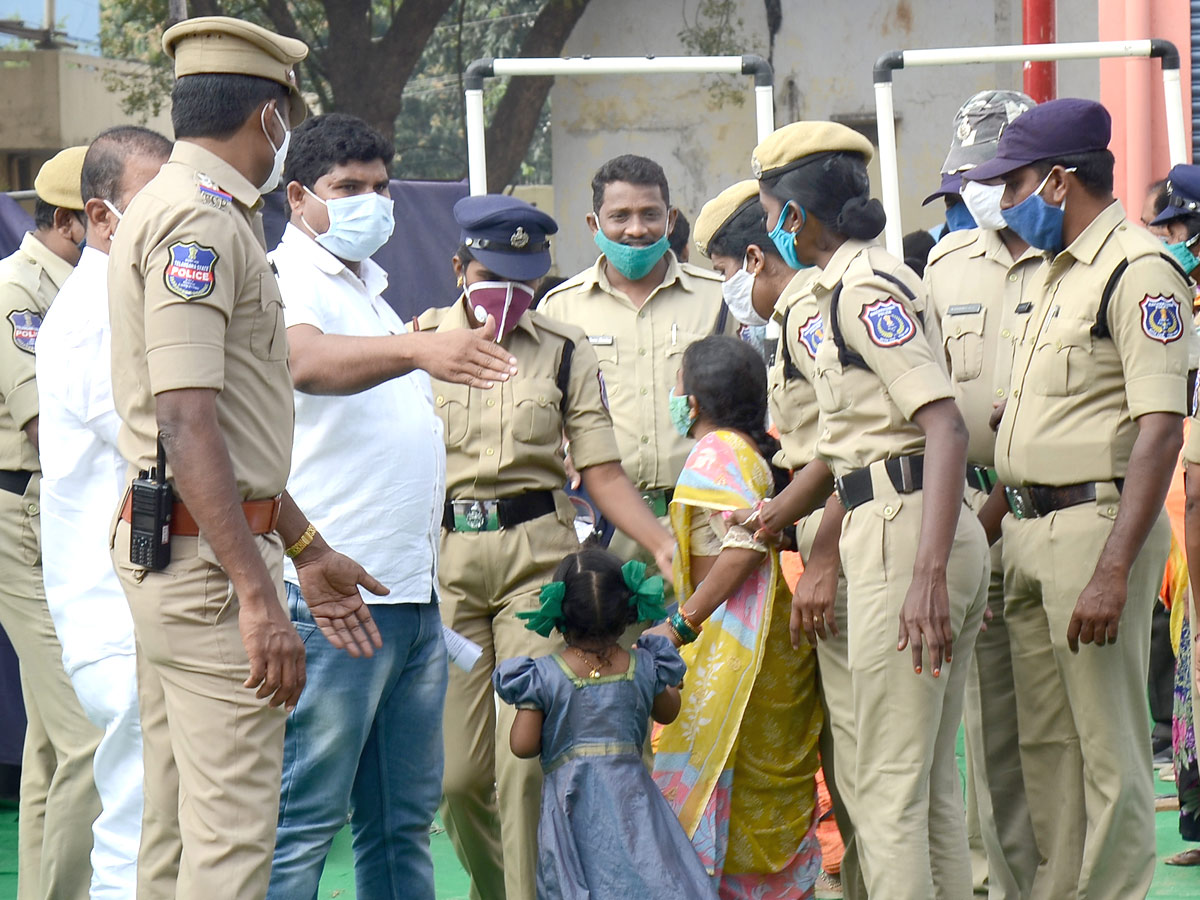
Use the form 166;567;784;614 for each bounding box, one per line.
1033;149;1115;196
33;198;84;232
285;113;394;190
668;210;690;258
171;73;288;141
902;229;937;278
591;154;670;213
708;200;780;261
81;126;172;204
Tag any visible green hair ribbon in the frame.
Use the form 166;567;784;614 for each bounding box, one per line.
621;559;667;622
517;580;566;637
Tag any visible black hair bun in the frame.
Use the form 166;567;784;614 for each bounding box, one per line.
836;196;886;240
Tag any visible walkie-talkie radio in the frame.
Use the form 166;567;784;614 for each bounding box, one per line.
129;437;173;570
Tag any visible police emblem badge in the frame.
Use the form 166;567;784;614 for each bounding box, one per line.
164;242;219;301
510;227;529;249
1139;294;1183;344
7;310;41;354
859;297;916;347
798;314;824;359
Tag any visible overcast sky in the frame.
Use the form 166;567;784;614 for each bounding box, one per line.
2;0;100;52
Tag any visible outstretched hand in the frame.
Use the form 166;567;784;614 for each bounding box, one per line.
294;545;387;657
422;315;518;388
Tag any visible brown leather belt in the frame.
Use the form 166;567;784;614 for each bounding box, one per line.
120;492;282;536
1004;480;1122;520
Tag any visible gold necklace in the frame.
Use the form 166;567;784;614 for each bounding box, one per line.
569;646;614;679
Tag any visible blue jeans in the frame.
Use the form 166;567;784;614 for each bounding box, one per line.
268;582;448;900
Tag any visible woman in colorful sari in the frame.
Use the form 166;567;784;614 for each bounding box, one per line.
649;335;824;899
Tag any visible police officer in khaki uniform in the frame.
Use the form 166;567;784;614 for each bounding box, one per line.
0;146;101;900
422;194;675;900
539;155;734;572
964;99;1190;900
924;90;1041;900
694;180;865;900
752;121;989;899
107;18;384;899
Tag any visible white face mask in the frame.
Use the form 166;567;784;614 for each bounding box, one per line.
960;180;1007;231
721;258;768;327
258;105;291;194
302;187;395;262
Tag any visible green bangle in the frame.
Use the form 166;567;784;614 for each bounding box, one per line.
669;610;699;644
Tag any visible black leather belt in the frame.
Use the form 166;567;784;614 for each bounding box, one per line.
966;464;998;494
835;455;925;511
1004;480;1123;520
0;469;32;496
443;490;557;532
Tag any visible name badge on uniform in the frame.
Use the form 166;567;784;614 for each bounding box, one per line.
946;303;982;315
1140;294;1184;344
859;297;916;348
587;334;614;346
1015;301;1033;315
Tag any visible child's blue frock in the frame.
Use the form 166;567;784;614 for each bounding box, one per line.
493;633;718;900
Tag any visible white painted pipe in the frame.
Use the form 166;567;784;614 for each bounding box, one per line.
900;40;1153;68
465;89;487;195
490;56;746;77
1162;67;1187;167
874;81;903;257
754;85;775;143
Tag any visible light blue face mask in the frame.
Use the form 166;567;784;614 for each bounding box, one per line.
303;187;396;262
594;227;669;280
943;199;977;233
668;388;695;437
1165;233;1200;277
768;201;812;270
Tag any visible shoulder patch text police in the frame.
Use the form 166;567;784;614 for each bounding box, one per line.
798;314;824;359
7;310;40;354
164;242;219;301
1139;294;1183;344
859;297;915;348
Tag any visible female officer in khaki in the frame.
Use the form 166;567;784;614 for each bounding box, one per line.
694;180;866;899
418;194;675;900
751;121;989;900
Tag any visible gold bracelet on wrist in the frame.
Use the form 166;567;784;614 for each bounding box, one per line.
285;522;318;558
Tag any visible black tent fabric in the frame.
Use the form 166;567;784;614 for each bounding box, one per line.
260;179;469;322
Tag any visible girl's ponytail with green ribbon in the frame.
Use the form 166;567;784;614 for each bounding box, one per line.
621;559;667;622
517;580;566;638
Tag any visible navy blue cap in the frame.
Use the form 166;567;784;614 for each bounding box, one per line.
964;98;1111;182
454;194;558;281
1151;164;1200;226
922;172;962;206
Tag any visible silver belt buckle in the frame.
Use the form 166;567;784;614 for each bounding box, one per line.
1005;486;1034;520
834;475;848;507
897;456;915;493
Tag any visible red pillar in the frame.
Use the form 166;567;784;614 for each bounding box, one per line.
1023;0;1057;102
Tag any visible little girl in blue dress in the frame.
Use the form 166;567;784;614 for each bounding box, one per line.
493;549;718;900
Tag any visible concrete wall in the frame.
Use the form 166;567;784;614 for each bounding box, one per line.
548;0;1100;276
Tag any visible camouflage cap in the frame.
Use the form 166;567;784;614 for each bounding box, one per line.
941;89;1035;175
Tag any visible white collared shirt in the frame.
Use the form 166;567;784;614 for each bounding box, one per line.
272;223;444;604
36;246;133;674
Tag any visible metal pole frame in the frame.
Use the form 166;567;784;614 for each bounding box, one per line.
873;39;1184;255
463;54;775;195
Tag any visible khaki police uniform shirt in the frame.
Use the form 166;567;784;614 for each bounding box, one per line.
769;268;822;471
539;251;731;490
995;202;1190;487
810;240;954;478
108;141;293;499
0;232;74;471
924;228;1044;467
418;299;620;500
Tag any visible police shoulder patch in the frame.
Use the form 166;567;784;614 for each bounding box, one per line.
1139;294;1183;344
858;297;916;348
798;313;824;359
7;309;41;354
164;241;219;301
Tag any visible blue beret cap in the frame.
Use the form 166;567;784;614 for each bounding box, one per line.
454;194;558;281
964;98;1111;182
1151;164;1200;227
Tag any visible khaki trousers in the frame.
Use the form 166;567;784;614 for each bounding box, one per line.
840;481;988;900
796;508;867;900
962;487;1038;900
0;479;100;900
113;520;288;900
438;501;579;900
1001;502;1167;900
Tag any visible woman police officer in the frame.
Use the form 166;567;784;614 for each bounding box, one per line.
418;194;675;900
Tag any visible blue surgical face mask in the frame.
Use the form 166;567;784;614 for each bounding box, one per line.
668;388;695;437
303;187;395;262
768;201;812;270
594;226;669;281
1001;168;1074;254
1165;232;1200;277
943;198;976;233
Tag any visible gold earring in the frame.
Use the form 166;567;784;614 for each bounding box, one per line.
456;275;464;288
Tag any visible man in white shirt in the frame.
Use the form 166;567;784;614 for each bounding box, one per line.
36;125;172;899
266;113;518;899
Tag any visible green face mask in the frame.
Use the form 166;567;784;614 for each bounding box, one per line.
1165;233;1200;278
594;227;669;280
668;388;695;437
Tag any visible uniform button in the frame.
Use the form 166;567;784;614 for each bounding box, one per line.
954;327;962;336
640;435;650;444
1013;389;1020;398
486;398;495;407
1008;273;1018;282
26;503;37;515
883;505;894;516
485;448;495;456
1055;340;1062;350
1106;506;1116;515
1001;329;1011;338
640;387;648;395
435;394;445;405
638;347;647;356
538;395;546;403
996;389;1006;398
